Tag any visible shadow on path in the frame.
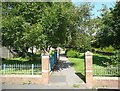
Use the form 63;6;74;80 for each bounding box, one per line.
53;60;76;71
50;53;86;86
57;53;86;83
75;72;85;83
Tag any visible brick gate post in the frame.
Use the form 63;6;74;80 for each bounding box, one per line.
41;52;50;84
85;51;93;88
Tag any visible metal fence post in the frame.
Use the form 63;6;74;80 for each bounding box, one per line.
3;64;6;74
32;64;34;75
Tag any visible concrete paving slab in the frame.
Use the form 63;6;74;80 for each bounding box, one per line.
48;52;88;89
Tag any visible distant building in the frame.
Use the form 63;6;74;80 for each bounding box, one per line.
0;46;13;58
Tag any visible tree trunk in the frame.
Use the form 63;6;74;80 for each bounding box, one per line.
32;47;34;55
8;46;16;57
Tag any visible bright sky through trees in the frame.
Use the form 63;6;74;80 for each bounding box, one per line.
72;0;115;18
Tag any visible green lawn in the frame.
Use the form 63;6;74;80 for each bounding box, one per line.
68;53;119;77
2;53;41;64
68;53;85;75
93;53;111;67
68;53;85;81
1;53;42;75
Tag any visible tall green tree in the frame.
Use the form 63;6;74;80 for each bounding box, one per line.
94;2;120;49
2;2;74;55
2;2;49;55
110;2;120;49
2;2;95;56
66;3;93;51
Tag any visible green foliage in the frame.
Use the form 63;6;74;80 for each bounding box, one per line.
110;50;120;66
94;45;115;53
93;53;111;67
2;2;94;57
69;53;119;77
94;2;120;49
2;16;25;48
66;3;93;51
110;2;120;49
2;2;74;52
66;50;79;58
75;33;92;51
100;46;115;52
49;50;54;57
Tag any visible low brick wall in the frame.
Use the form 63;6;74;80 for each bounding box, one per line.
2;75;42;85
1;54;54;85
93;77;120;89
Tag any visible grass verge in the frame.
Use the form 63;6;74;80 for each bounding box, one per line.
68;53;119;77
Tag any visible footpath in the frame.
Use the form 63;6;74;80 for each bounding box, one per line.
48;52;88;89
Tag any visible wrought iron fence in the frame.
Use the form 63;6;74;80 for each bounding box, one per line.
0;64;42;75
93;65;120;77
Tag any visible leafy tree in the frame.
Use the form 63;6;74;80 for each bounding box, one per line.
110;2;120;49
41;2;73;48
93;2;120;49
2;2;95;56
66;3;93;51
2;2;51;56
2;2;73;56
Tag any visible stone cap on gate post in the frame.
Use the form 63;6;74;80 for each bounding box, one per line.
84;51;93;70
85;51;93;57
41;50;49;56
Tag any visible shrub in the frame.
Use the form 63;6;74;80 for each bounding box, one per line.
102;45;115;53
66;50;79;58
94;45;115;53
110;50;120;66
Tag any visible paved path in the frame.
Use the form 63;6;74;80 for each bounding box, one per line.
48;52;88;89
